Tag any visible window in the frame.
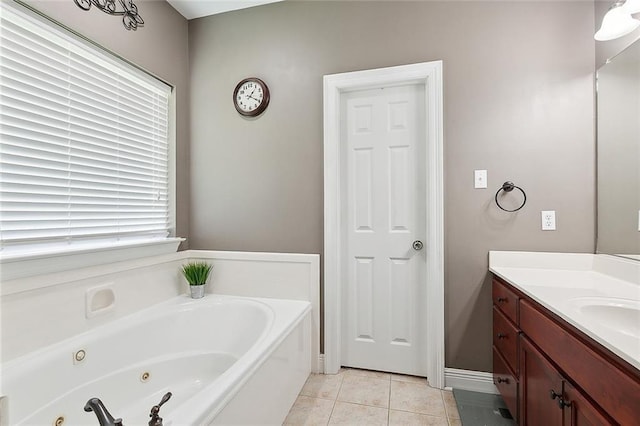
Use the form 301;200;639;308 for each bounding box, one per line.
0;2;176;264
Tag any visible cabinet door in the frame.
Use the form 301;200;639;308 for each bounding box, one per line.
493;347;518;422
563;382;614;426
520;336;563;426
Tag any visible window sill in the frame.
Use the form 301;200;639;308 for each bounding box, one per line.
0;238;185;283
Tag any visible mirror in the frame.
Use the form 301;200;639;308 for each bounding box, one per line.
597;39;640;261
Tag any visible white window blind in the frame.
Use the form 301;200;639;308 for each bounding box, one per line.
0;3;172;257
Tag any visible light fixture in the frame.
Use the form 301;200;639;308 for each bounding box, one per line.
621;0;640;14
73;0;144;31
595;0;640;41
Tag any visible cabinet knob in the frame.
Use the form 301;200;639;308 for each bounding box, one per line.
497;297;507;303
496;377;510;384
549;389;561;400
558;398;572;409
496;333;507;339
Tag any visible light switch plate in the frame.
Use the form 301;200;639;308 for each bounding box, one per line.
474;170;487;189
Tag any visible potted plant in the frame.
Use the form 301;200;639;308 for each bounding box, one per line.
181;261;213;299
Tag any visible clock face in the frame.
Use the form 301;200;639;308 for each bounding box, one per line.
233;78;270;117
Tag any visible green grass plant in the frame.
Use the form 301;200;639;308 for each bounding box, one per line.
181;261;213;286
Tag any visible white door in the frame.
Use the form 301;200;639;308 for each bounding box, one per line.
340;83;427;376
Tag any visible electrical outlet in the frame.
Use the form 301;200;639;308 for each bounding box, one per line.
474;170;487;189
541;211;556;231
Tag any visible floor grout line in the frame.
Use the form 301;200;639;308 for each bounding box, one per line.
326;369;344;425
387;376;392;425
439;388;447;420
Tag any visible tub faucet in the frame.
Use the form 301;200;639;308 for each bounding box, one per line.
148;392;172;426
84;398;123;426
84;392;171;426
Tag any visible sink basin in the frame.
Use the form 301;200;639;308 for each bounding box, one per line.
569;297;640;338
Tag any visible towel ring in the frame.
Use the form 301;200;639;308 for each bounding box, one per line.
495;181;526;212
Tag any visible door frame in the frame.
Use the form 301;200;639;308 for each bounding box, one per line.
323;61;444;388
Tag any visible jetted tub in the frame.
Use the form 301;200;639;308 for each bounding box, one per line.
0;294;312;425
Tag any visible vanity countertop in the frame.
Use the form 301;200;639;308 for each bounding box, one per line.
489;251;640;371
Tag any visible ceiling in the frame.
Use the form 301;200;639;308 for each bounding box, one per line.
166;0;284;20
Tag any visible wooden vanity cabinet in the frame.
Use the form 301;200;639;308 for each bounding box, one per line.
492;276;640;425
520;335;609;426
492;279;521;421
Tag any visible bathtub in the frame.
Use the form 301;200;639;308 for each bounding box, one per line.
0;294;312;425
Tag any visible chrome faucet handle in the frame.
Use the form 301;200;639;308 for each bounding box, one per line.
148;392;172;426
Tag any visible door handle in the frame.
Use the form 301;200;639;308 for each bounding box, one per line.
412;240;424;250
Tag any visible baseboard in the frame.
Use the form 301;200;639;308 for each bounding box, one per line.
444;368;498;394
313;360;496;394
316;354;325;374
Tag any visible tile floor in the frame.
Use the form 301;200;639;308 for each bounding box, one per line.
284;368;461;425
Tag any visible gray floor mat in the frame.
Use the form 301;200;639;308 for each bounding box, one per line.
452;389;516;426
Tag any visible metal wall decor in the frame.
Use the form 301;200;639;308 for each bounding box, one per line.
73;0;144;30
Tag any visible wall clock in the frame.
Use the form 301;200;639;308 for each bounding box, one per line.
233;78;270;117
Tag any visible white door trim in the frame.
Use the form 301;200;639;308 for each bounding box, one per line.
323;61;445;388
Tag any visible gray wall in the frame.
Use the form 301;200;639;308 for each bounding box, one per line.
190;1;596;371
20;0;191;246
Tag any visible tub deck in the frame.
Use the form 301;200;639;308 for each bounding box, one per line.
1;294;312;425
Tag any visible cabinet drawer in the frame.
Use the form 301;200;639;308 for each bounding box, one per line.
493;347;518;422
493;306;519;374
520;299;640;425
492;278;518;323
